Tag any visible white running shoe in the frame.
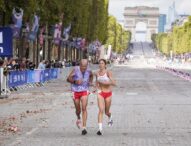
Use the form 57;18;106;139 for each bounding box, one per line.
108;116;113;127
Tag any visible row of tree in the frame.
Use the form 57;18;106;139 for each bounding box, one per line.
106;16;131;53
152;16;191;56
0;0;108;43
0;0;131;53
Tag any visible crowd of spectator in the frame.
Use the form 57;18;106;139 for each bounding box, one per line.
0;57;81;73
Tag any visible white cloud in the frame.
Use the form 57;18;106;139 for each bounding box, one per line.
109;0;191;20
178;0;191;14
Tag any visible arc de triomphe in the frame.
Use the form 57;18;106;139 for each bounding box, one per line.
124;6;159;42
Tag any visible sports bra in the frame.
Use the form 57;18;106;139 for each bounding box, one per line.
97;72;110;82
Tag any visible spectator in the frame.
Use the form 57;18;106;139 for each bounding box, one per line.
28;61;35;70
38;60;46;70
45;60;51;68
62;59;66;68
20;58;26;70
7;59;19;70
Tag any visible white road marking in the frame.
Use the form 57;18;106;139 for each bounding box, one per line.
26;127;38;135
126;92;138;95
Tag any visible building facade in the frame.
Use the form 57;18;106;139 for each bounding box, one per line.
158;14;167;33
124;6;159;42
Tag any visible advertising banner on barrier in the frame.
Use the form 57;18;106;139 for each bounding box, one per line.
43;69;51;82
51;68;58;79
8;71;27;87
27;70;44;83
35;70;43;83
27;70;35;83
57;68;63;79
7;68;61;88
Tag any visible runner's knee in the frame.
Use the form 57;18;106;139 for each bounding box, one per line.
99;108;104;114
82;106;87;112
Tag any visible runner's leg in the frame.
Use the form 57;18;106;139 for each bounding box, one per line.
81;95;88;135
105;96;113;126
81;95;88;128
105;96;112;118
73;99;81;119
97;94;105;135
73;99;81;128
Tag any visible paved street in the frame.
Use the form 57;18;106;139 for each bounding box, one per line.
1;43;191;146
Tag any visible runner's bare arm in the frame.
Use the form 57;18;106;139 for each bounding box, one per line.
108;71;116;86
95;72;100;89
66;69;75;84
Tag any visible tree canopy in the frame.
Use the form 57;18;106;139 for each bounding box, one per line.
0;0;131;53
152;16;191;55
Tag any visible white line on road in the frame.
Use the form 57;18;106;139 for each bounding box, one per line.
26;127;38;135
126;92;138;95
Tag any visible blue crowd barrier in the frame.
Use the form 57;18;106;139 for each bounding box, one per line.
7;68;60;88
8;70;28;87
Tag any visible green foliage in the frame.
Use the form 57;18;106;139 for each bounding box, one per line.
152;16;191;55
0;0;109;43
87;0;109;43
105;15;131;53
0;0;131;54
0;0;5;11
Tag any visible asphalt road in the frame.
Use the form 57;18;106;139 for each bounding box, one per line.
1;42;191;146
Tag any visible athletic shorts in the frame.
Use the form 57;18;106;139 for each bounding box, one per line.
98;91;112;99
73;91;89;100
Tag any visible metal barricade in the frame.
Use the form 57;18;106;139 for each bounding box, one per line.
0;67;73;98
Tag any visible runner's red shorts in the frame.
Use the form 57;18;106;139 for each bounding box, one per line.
99;91;112;99
73;91;89;100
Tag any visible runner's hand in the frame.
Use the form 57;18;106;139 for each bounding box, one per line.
75;79;83;85
89;85;97;94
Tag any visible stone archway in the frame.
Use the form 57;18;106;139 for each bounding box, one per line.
135;22;147;42
124;6;159;42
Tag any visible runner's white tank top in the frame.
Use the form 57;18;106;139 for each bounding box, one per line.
97;72;110;82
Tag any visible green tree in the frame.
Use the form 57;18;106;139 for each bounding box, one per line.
152;15;191;55
1;0;110;44
105;15;131;53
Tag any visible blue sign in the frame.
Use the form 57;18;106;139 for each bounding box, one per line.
8;70;27;87
0;27;13;57
7;69;60;88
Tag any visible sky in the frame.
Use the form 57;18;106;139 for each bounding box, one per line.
109;0;191;20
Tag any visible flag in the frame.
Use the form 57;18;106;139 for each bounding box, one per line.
11;8;23;38
53;22;62;45
63;24;71;40
76;37;82;49
28;15;40;41
80;38;86;50
39;26;45;46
